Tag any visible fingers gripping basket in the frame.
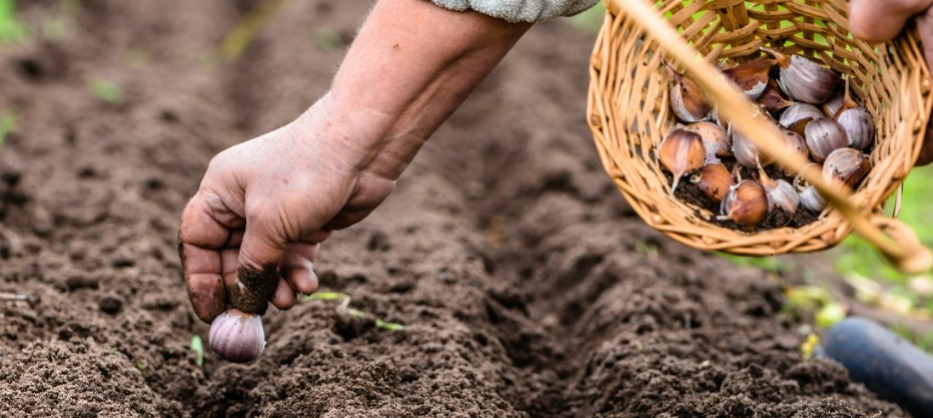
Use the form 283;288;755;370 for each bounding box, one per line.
588;0;933;273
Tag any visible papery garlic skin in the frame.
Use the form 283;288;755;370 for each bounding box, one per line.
765;50;839;104
779;129;809;175
684;121;731;163
731;128;772;168
763;178;799;213
719;180;768;227
804;118;847;163
669;73;713;123
691;163;735;202
209;309;266;363
779;103;823;131
837;107;874;150
659;129;706;193
823;148;871;189
799;186;827;212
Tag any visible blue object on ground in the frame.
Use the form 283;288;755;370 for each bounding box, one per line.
819;316;933;418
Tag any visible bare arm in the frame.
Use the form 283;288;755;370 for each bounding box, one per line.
179;0;531;323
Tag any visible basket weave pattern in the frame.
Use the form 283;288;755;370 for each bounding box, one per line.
588;0;933;255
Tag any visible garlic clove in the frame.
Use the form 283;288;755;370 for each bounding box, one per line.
779;103;823;135
760;173;799;214
659;128;706;194
762;47;839;104
683;121;731;163
731;126;773;168
757;80;793;115
804;118;848;163
722;57;776;100
668;67;713;123
718;180;769;227
822;148;870;189
209;309;266;363
837;107;874;150
691;163;735;202
778;129;809;176
799;186;827;213
822;94;844;118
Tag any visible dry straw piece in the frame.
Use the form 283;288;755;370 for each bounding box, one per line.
588;0;933;273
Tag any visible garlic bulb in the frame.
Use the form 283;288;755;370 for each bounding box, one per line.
209;309;266;363
722;57;775;100
691;163;735;202
837;107;873;150
668;68;713;123
804;118;847;163
659;128;706;194
822;94;844;118
718;180;768;226
762;47;839;104
823;148;870;189
683;121;731;163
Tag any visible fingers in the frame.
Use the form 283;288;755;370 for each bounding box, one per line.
849;0;933;43
178;194;239;323
281;242;323;295
271;278;297;310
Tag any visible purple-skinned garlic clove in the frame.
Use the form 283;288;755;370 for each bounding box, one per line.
209;309;266;363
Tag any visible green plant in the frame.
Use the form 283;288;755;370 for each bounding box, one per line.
190;335;205;367
304;291;406;331
0;109;16;147
89;77;123;103
0;0;29;44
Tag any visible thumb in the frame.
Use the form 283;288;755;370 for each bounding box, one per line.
230;213;286;315
849;0;933;43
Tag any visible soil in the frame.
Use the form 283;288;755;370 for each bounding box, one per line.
0;1;909;417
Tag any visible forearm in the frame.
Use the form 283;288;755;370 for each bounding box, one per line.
296;0;531;180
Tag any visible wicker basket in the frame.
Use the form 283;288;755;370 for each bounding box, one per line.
588;0;933;273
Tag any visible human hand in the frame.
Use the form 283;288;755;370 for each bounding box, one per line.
178;98;397;323
177;0;530;324
849;0;933;165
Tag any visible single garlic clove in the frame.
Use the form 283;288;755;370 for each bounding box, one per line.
760;176;799;214
659;128;706;194
779;103;823;135
691;163;735;202
799;186;827;213
822;94;844;118
757;80;793;115
822;148;871;189
731;126;773;168
762;48;839;104
683;121;731;163
804;118;848;163
668;70;713;123
209;309;266;363
837;107;874;150
778;129;809;176
722;57;776;100
718;180;769;227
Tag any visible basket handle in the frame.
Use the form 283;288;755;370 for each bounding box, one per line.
605;0;933;274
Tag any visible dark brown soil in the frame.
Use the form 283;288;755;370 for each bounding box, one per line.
0;1;907;417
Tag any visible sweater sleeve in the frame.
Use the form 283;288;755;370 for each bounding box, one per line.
428;0;601;23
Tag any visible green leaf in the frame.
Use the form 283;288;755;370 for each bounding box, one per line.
815;302;846;328
190;335;205;367
135;360;147;371
0;109;16;147
303;291;345;301
89;77;123;104
375;319;405;331
0;0;30;44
